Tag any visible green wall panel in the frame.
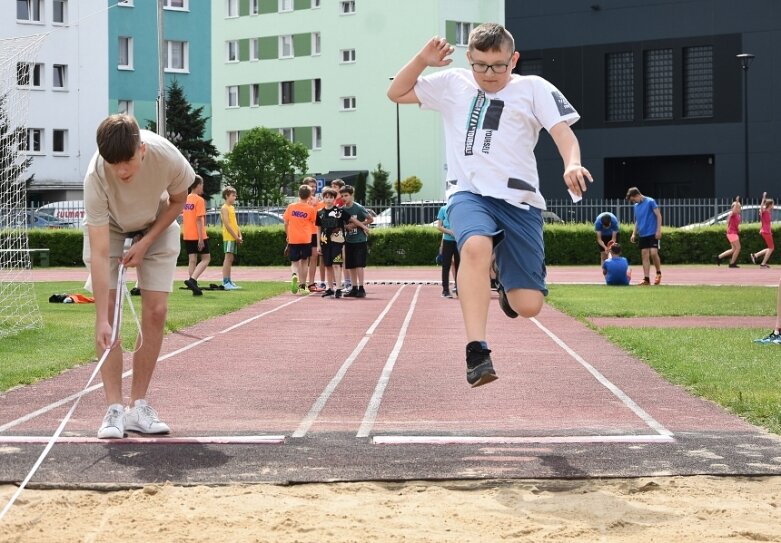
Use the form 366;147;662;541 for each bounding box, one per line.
293;33;311;57
294;126;313;149
239;84;250;107
239;38;250;62
445;21;456;45
259;36;277;60
259;0;276;14
294;0;310;10
240;0;249;17
293;79;312;103
259;82;278;106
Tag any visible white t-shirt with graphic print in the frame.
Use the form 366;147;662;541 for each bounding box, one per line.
415;69;580;210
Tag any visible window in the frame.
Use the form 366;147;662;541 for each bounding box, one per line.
341;96;356;110
279;35;293;58
606;51;634;122
312;0;320;8
340;1;355;14
279;128;294;142
22;128;43;153
341;144;357;158
227;86;239;107
17;63;43;88
643;48;673;120
250;84;260;107
251;0;258;14
683;45;713;118
312;32;321;56
281;81;294;104
16;0;42;22
226;40;239;62
53;129;67;154
118;99;134;115
118;36;133;69
228;131;240;150
455;22;473;47
313;126;321;149
53;0;66;23
250;38;259;61
52;64;67;89
165;40;188;72
226;0;238;17
313;78;321;103
279;0;292;12
164;0;187;8
340;49;356;63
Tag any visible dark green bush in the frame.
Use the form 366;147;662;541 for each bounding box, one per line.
19;223;778;266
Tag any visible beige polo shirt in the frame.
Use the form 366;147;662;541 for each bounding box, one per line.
83;130;193;233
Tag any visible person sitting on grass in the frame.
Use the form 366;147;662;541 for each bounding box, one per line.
754;277;781;345
602;242;631;286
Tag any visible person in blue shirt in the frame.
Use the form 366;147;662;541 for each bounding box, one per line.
602;242;631;286
594;211;619;264
627;187;663;286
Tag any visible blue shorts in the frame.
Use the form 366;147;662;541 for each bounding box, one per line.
448;191;547;295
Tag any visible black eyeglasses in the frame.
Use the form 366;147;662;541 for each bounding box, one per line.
470;56;513;74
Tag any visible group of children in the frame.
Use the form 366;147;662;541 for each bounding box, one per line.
284;178;373;298
716;192;775;269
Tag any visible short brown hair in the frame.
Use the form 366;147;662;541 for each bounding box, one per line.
331;178;345;189
625;187;641;199
321;187;338;198
222;186;237;199
189;174;203;193
303;176;317;186
468;23;515;53
299;184;312;199
610;243;623;255
96;114;141;164
339;184;354;196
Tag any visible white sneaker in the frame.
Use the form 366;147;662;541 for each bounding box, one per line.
97;404;125;439
223;282;239;291
124;399;170;434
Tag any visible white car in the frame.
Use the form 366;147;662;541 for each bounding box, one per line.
680;205;781;230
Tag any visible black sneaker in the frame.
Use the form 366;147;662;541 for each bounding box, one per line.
130;287;141;296
334;289;342;299
321;289;335;298
356;286;366;298
343;286;359;298
442;291;452;298
728;263;740;268
496;284;518;319
465;341;498;387
184;278;203;296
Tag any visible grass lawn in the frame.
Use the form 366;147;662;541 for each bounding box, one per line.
547;285;781;434
0;281;287;392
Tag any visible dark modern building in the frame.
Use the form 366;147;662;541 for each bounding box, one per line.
506;0;780;200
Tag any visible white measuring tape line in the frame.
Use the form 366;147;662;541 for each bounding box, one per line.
0;238;140;521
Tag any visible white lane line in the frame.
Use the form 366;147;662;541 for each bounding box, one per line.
529;317;674;437
0;336;213;433
0;296;306;433
292;285;408;438
356;286;421;438
0;435;285;445
373;434;676;445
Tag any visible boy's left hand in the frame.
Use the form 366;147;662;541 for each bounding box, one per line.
563;164;593;197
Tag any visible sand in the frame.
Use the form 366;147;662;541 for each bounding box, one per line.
2;476;781;542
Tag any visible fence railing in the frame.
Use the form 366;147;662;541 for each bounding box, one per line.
26;197;750;229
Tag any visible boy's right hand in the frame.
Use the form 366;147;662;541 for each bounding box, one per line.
417;37;454;67
96;320;114;351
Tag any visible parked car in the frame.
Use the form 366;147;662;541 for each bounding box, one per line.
204;209;284;227
1;210;70;229
36;200;85;227
680;205;781;230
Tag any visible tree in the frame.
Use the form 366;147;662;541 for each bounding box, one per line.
147;81;222;200
367;163;395;204
400;175;423;201
222;127;309;205
0;93;32;202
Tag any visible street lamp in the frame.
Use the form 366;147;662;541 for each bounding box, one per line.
737;53;755;199
389;77;401;225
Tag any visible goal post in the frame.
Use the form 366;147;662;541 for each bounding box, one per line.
0;34;47;338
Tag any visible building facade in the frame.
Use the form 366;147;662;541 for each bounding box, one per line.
211;0;503;201
507;0;781;201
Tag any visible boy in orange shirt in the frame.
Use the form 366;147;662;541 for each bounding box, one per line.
181;175;209;296
284;185;317;294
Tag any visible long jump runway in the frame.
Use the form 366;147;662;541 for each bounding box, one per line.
1;284;781;487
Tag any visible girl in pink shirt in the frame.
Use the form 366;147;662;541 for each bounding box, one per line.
750;192;774;268
716;196;742;268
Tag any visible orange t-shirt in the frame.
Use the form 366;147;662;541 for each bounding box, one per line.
182;193;207;240
284;201;316;244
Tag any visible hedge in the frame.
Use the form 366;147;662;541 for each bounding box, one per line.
16;223;779;267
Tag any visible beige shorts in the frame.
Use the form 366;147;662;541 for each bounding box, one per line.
83;222;181;293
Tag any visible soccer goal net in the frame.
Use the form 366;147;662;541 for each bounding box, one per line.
0;34;47;338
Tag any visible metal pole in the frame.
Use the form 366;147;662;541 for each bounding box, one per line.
743;66;749;199
395;102;401;219
157;0;166;136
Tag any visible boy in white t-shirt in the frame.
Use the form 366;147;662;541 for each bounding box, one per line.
388;23;592;387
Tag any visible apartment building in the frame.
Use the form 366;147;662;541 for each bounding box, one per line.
211;0;503;200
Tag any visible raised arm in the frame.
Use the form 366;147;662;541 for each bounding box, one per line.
387;37;454;104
